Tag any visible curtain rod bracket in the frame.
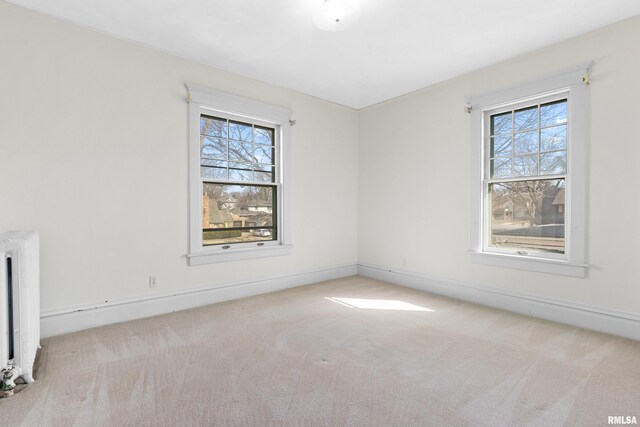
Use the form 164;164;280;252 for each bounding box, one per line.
582;61;593;85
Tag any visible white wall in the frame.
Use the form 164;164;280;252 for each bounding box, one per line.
0;3;358;326
2;2;638;338
358;16;640;318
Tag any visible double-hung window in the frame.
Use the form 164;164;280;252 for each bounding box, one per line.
469;67;589;277
186;84;292;265
487;95;568;256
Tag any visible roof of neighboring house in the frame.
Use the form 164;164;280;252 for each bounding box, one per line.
232;210;272;225
208;201;234;224
552;188;565;205
231;208;256;216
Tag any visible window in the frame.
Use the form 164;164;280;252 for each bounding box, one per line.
187;84;292;265
200;116;277;246
469;67;589;277
487;97;567;256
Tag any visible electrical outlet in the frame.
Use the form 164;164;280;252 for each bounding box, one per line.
149;275;159;288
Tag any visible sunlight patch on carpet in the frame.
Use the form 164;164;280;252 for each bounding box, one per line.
325;297;435;312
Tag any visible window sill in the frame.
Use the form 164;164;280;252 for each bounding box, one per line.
468;251;587;278
188;244;293;265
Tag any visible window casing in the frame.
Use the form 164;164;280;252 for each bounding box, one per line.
187;84;292;265
469;67;589;277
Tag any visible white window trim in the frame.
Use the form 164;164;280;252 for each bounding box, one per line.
468;65;589;277
186;83;293;265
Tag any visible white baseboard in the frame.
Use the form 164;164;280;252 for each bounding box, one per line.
40;263;358;338
41;262;640;342
358;263;640;341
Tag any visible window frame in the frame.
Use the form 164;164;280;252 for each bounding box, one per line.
483;92;568;260
186;84;293;265
468;66;589;277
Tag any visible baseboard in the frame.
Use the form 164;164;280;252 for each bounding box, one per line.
41;262;640;341
40;263;358;338
358;263;640;341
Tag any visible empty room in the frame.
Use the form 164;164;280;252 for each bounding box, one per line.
1;0;639;425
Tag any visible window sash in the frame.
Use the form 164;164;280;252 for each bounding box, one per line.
483;93;569;181
201;180;278;247
484;178;568;259
199;110;280;186
481;92;570;261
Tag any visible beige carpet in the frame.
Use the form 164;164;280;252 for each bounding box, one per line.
1;276;639;426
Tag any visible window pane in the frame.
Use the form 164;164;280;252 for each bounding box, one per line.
491;112;512;135
201;166;227;180
201;137;227;160
200;116;227;138
540;151;567;175
490;135;512;157
228;141;255;163
229;121;252;142
253;170;273;182
541;125;567;151
253;144;274;165
491;158;512;178
203;183;275;245
540;100;567;127
489;179;565;254
254;126;274;145
513;154;538;177
228;162;254;181
201;159;228;181
514;106;538;131
514;131;538;154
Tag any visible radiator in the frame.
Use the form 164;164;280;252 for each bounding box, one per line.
0;231;40;388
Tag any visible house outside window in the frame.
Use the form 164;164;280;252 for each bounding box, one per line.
187;84;293;265
468;66;589;277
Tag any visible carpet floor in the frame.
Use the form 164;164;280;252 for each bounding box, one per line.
1;276;639;426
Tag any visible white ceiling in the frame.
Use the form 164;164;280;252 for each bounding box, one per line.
6;0;640;109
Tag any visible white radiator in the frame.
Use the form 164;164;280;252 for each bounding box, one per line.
0;231;40;386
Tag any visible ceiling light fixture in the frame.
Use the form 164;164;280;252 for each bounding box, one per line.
313;0;361;32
